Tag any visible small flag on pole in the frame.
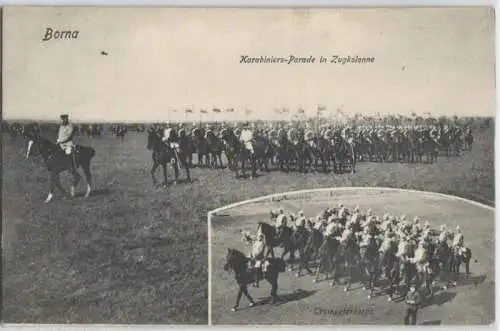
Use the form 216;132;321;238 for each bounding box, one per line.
226;108;234;112
200;109;208;114
185;108;193;113
297;108;305;114
282;108;290;113
213;108;221;113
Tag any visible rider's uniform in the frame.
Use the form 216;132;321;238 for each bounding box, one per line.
412;242;429;271
162;127;179;148
340;228;354;243
429;127;439;143
452;228;464;248
377;128;385;140
268;129;278;142
57;122;75;155
304;129;314;146
249;235;266;268
341;127;353;144
323;128;333;140
323;222;339;238
359;232;373;248
288;128;299;145
240;128;254;154
438;227;450;244
275;214;287;229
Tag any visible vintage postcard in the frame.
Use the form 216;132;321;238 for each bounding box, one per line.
2;6;495;326
205;7;496;326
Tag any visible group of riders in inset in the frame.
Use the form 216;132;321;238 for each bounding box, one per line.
223;204;472;312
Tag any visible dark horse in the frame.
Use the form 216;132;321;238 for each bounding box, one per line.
223;248;286;311
146;129;191;187
257;220;312;275
222;130;257;178
25;132;95;203
116;125;127;142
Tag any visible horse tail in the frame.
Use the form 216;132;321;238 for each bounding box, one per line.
89;147;96;158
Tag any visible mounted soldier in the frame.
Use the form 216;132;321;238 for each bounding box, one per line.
341;125;354;144
240;122;254;154
452;225;464;249
304;127;315;147
275;213;287;230
247;232;266;288
205;124;213;138
429;125;440;144
438;224;450;244
295;213;308;235
56;114;77;173
287;125;300;146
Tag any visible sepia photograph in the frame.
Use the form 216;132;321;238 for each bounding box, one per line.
204;7;495;325
1;6;495;326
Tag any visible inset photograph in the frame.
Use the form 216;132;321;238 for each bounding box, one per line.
209;188;494;325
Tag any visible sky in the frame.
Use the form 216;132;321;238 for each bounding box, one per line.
3;7;496;122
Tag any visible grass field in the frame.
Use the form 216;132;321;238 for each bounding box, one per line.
210;189;494;325
2;132;209;324
2;124;494;324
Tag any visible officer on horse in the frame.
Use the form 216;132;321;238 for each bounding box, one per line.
56;114;77;173
248;232;266;288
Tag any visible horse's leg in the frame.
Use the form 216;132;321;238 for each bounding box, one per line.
173;160;179;185
241;284;256;307
218;152;223;169
70;170;81;198
79;160;93;198
280;247;291;271
368;267;375;299
151;161;159;187
313;258;322;283
250;155;257;179
161;163;168;187
269;278;279;304
231;285;245;312
241;155;246;178
285;247;296;272
183;157;192;182
296;248;306;277
464;256;471;277
330;256;341;287
44;172;58;203
53;171;69;198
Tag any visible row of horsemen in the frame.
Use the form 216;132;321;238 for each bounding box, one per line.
155;121;473;172
243;205;471;300
7;122;104;138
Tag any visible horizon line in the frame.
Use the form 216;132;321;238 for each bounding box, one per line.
2;115;495;123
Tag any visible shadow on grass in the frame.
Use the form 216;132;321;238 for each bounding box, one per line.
421;291;457;309
421;320;442;325
74;187;112;198
257;289;317;306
